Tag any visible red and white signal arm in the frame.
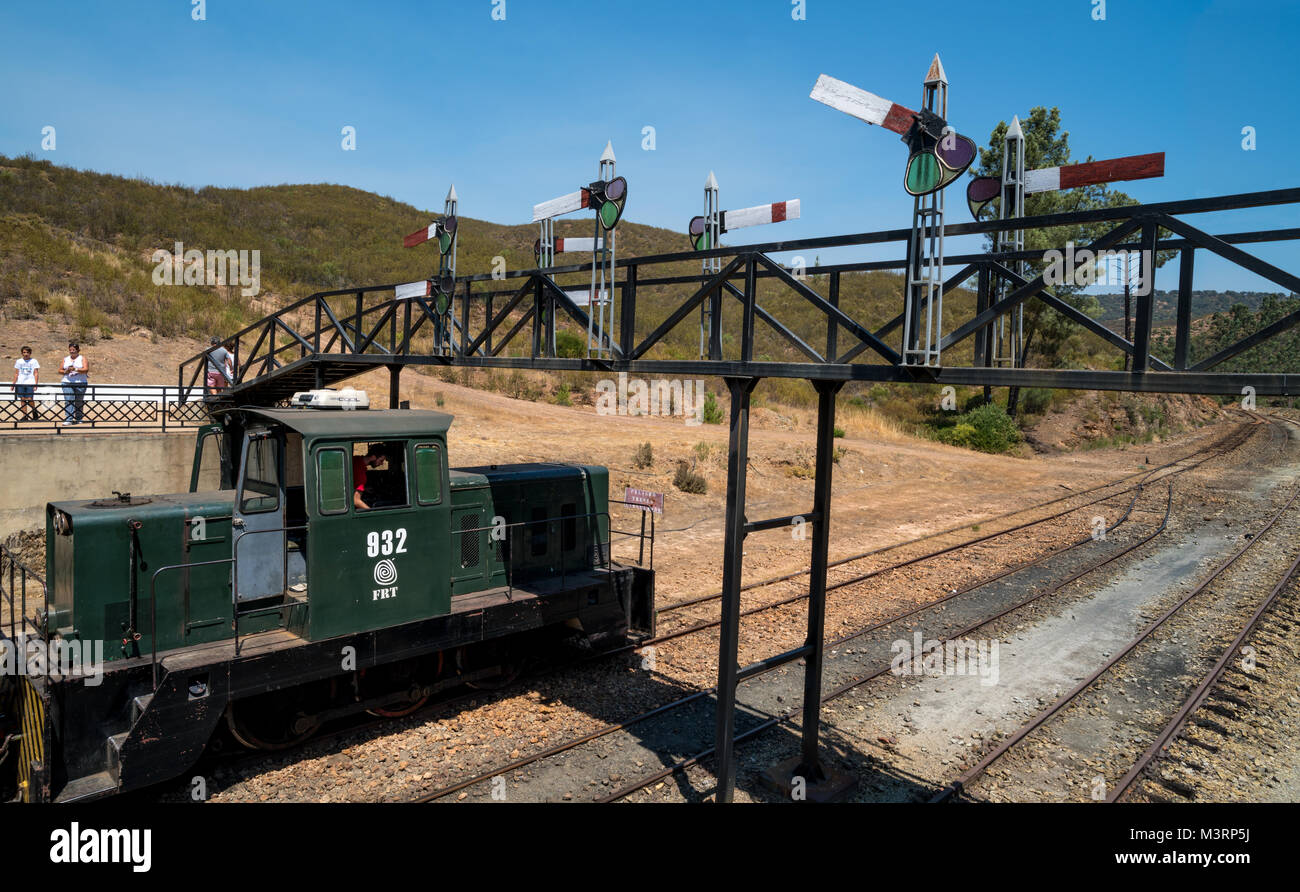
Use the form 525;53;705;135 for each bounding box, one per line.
624;487;664;515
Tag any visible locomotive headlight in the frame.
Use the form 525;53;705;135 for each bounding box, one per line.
53;511;71;536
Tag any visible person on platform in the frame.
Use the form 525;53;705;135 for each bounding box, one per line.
12;345;40;421
206;336;233;393
59;341;88;426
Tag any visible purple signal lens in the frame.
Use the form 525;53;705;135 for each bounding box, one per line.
936;133;976;172
604;176;627;201
688;216;706;237
967;177;1000;203
442;215;457;235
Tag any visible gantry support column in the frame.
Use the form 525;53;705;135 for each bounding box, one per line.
388;364;401;409
713;376;758;802
798;379;844;776
759;379;856;801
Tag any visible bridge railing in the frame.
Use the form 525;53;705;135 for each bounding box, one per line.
0;384;211;433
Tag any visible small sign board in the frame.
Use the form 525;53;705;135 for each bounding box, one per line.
624;487;664;515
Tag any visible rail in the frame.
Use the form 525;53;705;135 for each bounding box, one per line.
0;383;210;433
608;498;655;570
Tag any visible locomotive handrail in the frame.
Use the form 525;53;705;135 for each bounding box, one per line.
230;523;309;657
1;542;48;644
146;522;308;688
454;509;615;600
608;498;657;570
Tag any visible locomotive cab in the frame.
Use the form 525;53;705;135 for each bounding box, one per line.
212;400;456;641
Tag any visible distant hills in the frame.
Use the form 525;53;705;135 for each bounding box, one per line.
1091;289;1294;331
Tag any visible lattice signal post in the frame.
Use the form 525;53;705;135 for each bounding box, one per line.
400;185;461;358
687;172;801;359
811;55;978;367
532;142;627;358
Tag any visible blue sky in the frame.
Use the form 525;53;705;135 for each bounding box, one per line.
2;0;1298;291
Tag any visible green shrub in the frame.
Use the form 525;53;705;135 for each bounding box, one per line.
936;422;977;449
833;425;845;438
1021;388;1054;416
633;442;653;469
553;383;572;406
673;460;707;494
934;403;1020;453
554;330;585;358
702;391;724;425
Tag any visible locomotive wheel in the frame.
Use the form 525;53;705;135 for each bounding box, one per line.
463;644;524;691
366;692;430;719
225;696;322;751
364;651;440;718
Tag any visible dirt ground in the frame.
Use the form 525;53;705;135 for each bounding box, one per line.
0;313;1230;613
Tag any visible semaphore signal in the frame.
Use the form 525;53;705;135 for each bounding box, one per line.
687;200;800;251
965;114;1165;374
398;184;460;354
967;151;1165;219
531;142;626;358
810;60;977;197
811;55;973;365
688;171;802;357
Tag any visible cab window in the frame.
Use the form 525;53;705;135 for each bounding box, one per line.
351;440;409;512
414;443;443;505
316;448;347;514
239;434;281;514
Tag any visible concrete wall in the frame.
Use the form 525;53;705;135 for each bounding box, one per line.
0;431;205;538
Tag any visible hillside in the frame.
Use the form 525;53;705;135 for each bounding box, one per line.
0;152;980;404
0;153;923;352
0;154;1230;449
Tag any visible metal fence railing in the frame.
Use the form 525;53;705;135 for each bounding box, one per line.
0;383;211;433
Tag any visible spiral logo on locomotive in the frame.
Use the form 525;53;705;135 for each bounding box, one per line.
372;559;397;587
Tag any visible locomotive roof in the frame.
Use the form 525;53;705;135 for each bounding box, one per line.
218;406;453;439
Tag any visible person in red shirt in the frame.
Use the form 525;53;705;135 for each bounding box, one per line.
352;445;386;510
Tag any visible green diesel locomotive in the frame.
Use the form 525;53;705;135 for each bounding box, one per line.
1;393;654;802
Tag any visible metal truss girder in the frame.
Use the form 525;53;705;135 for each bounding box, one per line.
985;261;1174;372
940;218;1144;352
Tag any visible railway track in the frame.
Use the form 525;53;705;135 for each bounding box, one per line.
1114;549;1300;802
413;420;1273;802
583;418;1294;802
162;415;1270;802
929;418;1300;803
643;418;1261;648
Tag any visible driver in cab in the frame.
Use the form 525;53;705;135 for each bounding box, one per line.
352;444;387;510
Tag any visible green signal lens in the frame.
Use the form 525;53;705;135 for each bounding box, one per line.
905;152;942;196
438;231;453;253
599;200;621;230
691;231;712;251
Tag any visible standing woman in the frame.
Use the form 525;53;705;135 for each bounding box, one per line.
60;341;89;426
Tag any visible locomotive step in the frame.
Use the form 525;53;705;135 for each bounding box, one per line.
56;770;118;803
131;694;153;724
